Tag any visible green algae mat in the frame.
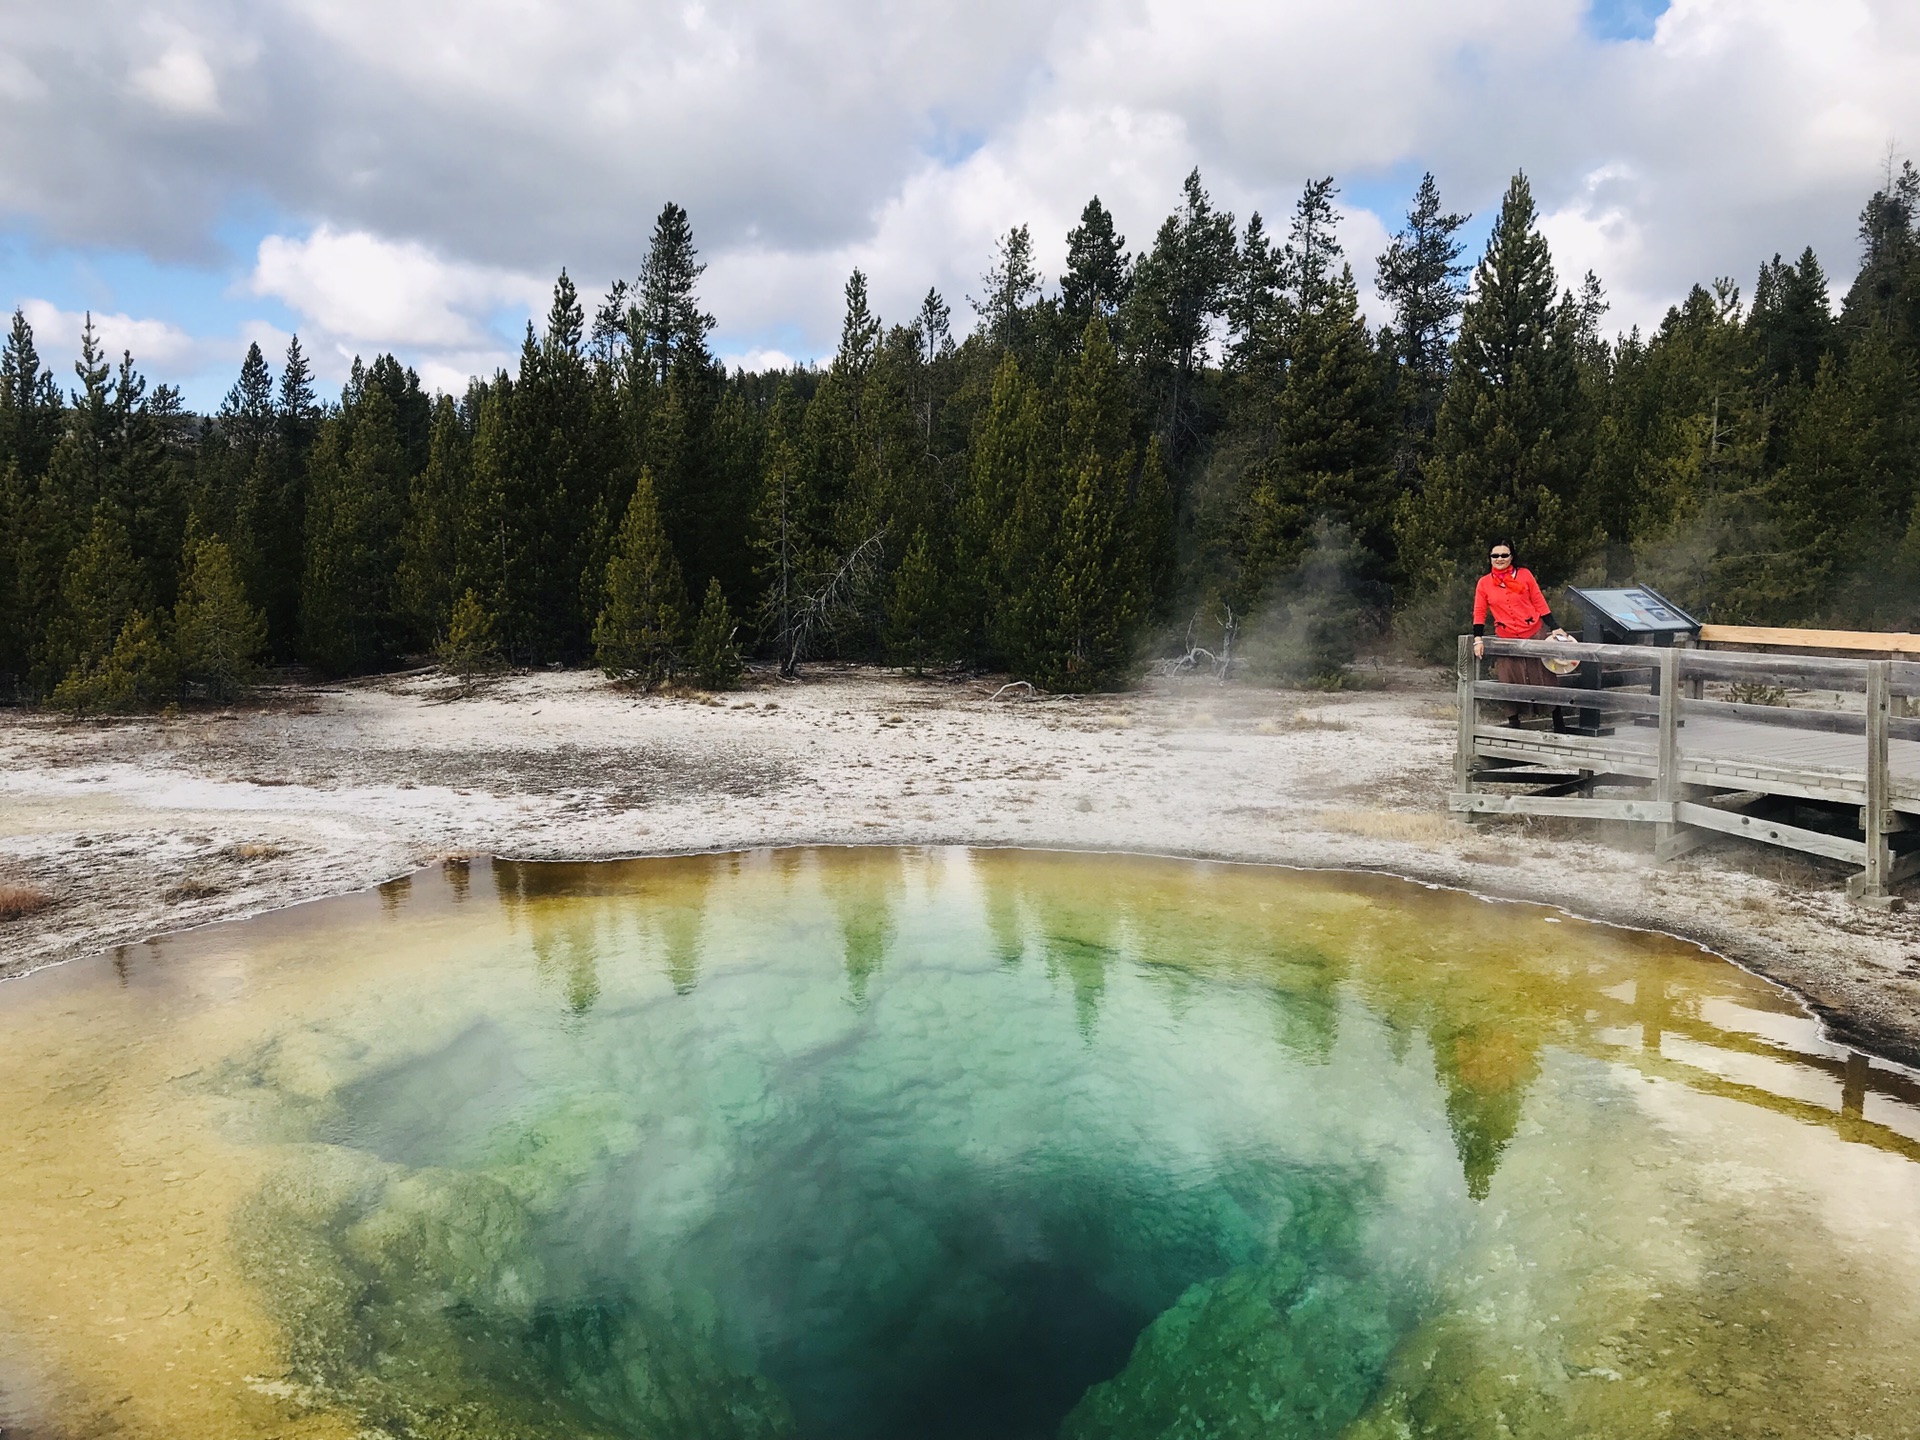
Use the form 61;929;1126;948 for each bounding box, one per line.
3;847;1919;1439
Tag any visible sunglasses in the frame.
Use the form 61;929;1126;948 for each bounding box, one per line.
1490;552;1511;559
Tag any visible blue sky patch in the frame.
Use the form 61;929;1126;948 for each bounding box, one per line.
1587;0;1670;43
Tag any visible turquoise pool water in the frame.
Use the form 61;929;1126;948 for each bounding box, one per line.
3;848;1918;1439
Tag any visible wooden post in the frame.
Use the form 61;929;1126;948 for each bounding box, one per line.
1455;635;1477;809
1679;638;1704;701
1856;659;1892;901
1653;646;1685;860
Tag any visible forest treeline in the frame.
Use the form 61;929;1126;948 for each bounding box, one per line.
6;163;1920;708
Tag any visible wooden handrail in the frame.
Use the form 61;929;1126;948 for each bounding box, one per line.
1678;696;1867;737
1679;652;1870;691
1479;637;1920;696
1700;623;1920;655
1482;637;1671;665
1474;680;1655;713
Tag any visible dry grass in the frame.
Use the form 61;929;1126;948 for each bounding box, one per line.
0;884;54;922
1460;847;1521;867
1318;807;1459;844
1256;711;1353;735
163;877;224;902
222;842;286;861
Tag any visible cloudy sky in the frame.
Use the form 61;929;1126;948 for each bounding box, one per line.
3;0;1917;408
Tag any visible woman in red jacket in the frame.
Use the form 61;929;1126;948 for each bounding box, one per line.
1471;543;1571;728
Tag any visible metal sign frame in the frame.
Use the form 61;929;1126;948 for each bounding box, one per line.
1565;584;1700;641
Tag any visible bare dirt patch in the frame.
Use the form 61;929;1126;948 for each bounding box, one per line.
3;662;1919;1065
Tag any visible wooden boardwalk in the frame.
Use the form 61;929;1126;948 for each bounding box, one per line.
1451;638;1920;900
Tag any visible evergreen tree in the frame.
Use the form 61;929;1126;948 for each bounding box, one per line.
51;610;177;714
437;588;504;689
1750;249;1834;390
236;335;318;657
1376;173;1471;466
222;343;275;448
687;575;744;689
837;270;883;380
1841;160;1920;342
0;311;60;686
957;354;1042;664
0;308;63;476
399;395;468;644
300;377;410;674
1061;198;1130;325
1395;172;1596;590
1247;265;1392;591
593;469;686;684
974;226;1042;352
194;342;275;581
1124;169;1238;468
1227;211;1286;379
751;380;821;656
884;526;942;673
915;288;953;363
44;504;143;687
0;460;21;689
35;316;114;599
910;288;954;444
98;348;189;611
458;372;519;646
1130;437;1177;617
1771;334;1920;623
519;273;597;655
1281;177;1343;330
1035;318;1142;690
457;301;601;662
635;202;717;379
175;533;266;699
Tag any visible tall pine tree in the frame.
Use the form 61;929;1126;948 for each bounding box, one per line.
300;372;410;673
1396;172;1596;591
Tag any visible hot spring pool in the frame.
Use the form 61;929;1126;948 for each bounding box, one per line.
2;848;1919;1439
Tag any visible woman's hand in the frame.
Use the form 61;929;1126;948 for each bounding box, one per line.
1472;637;1485;659
1548;628;1571;643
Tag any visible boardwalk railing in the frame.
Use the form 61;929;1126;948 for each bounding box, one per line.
1451;635;1920;903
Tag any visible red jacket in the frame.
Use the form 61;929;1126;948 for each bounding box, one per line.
1473;566;1552;638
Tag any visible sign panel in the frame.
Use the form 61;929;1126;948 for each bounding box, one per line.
1568;587;1698;636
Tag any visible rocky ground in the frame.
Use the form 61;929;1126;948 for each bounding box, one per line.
4;661;1920;1066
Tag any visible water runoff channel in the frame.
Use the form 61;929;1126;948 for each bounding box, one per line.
2;846;1918;1439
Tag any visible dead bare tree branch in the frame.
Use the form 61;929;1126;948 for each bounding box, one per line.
777;528;889;679
1157;604;1237;683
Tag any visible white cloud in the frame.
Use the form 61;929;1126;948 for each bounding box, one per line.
250;225;546;350
130;42;221;116
7;0;1920;374
720;346;798;374
19;300;199;373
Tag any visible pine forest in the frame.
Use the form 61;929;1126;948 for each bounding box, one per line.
7;165;1920;710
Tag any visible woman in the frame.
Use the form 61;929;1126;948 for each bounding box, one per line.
1471;543;1571;729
